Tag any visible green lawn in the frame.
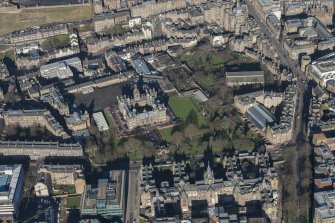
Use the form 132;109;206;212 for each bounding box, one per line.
168;96;207;127
210;54;225;65
198;75;214;89
103;25;130;35
159;96;207;142
0;49;15;61
49;34;70;45
102;109;120;148
103;109;116;133
180;53;194;69
66;196;81;209
231;52;256;64
159;127;173;143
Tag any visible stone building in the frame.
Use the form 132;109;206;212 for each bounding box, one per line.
16;46;80;70
161;20;198;39
65;111;91;133
105;51;127;73
253;0;280;21
283;17;333;60
114;10;130;25
306;52;335;88
234;83;296;145
38;164;86;194
0;141;83;160
266;83;297;145
40;87;70;116
117;84;168;129
93;13;115;33
103;0;121;10
226;71;265;86
93;0;103;14
85;28;150;53
140;152;279;222
234;90;284;113
93;11;130;33
8;24;68;44
2;109;69;138
305;0;334;26
40;57;82;80
222;1;248;34
130;0;186;18
314;190;335;223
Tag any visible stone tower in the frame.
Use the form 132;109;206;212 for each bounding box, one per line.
133;84;140;101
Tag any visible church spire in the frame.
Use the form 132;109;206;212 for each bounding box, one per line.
204;162;214;184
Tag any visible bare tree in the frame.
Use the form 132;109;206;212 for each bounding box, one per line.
85;136;98;154
172;131;185;147
211;138;224;153
29;124;38;137
184;123;199;140
124;137;142;157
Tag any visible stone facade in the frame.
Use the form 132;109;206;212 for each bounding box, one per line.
234;90;284;113
8;24;68;44
65;111;91;132
130;0;186;18
306;0;334;25
93;11;130;33
234;83;296;145
40;87;69;116
140;152;279;222
16;46;80;70
93;13;115;33
2;109;69;138
117;85;168;129
38;164;86;194
266;84;297;145
0;141;83;160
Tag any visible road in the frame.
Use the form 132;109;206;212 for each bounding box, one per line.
246;1;309;222
125;162;141;223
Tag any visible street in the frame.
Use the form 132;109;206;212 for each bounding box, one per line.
125;162;141;223
245;1;310;222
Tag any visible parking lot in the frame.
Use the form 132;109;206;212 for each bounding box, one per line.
23;197;61;223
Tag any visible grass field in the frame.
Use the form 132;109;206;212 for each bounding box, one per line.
198;75;214;89
0;49;15;61
168;96;206;126
210;54;225;65
159;96;207;142
159;127;173;143
66;196;81;209
0;5;92;36
102;108;120;148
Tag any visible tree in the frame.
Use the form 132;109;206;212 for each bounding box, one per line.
143;141;155;157
212;116;222;132
232;137;255;151
123;137;142;157
29;124;39;137
84;136;98;157
211;139;223;152
221;116;229;130
184;123;199;140
172;131;185;148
